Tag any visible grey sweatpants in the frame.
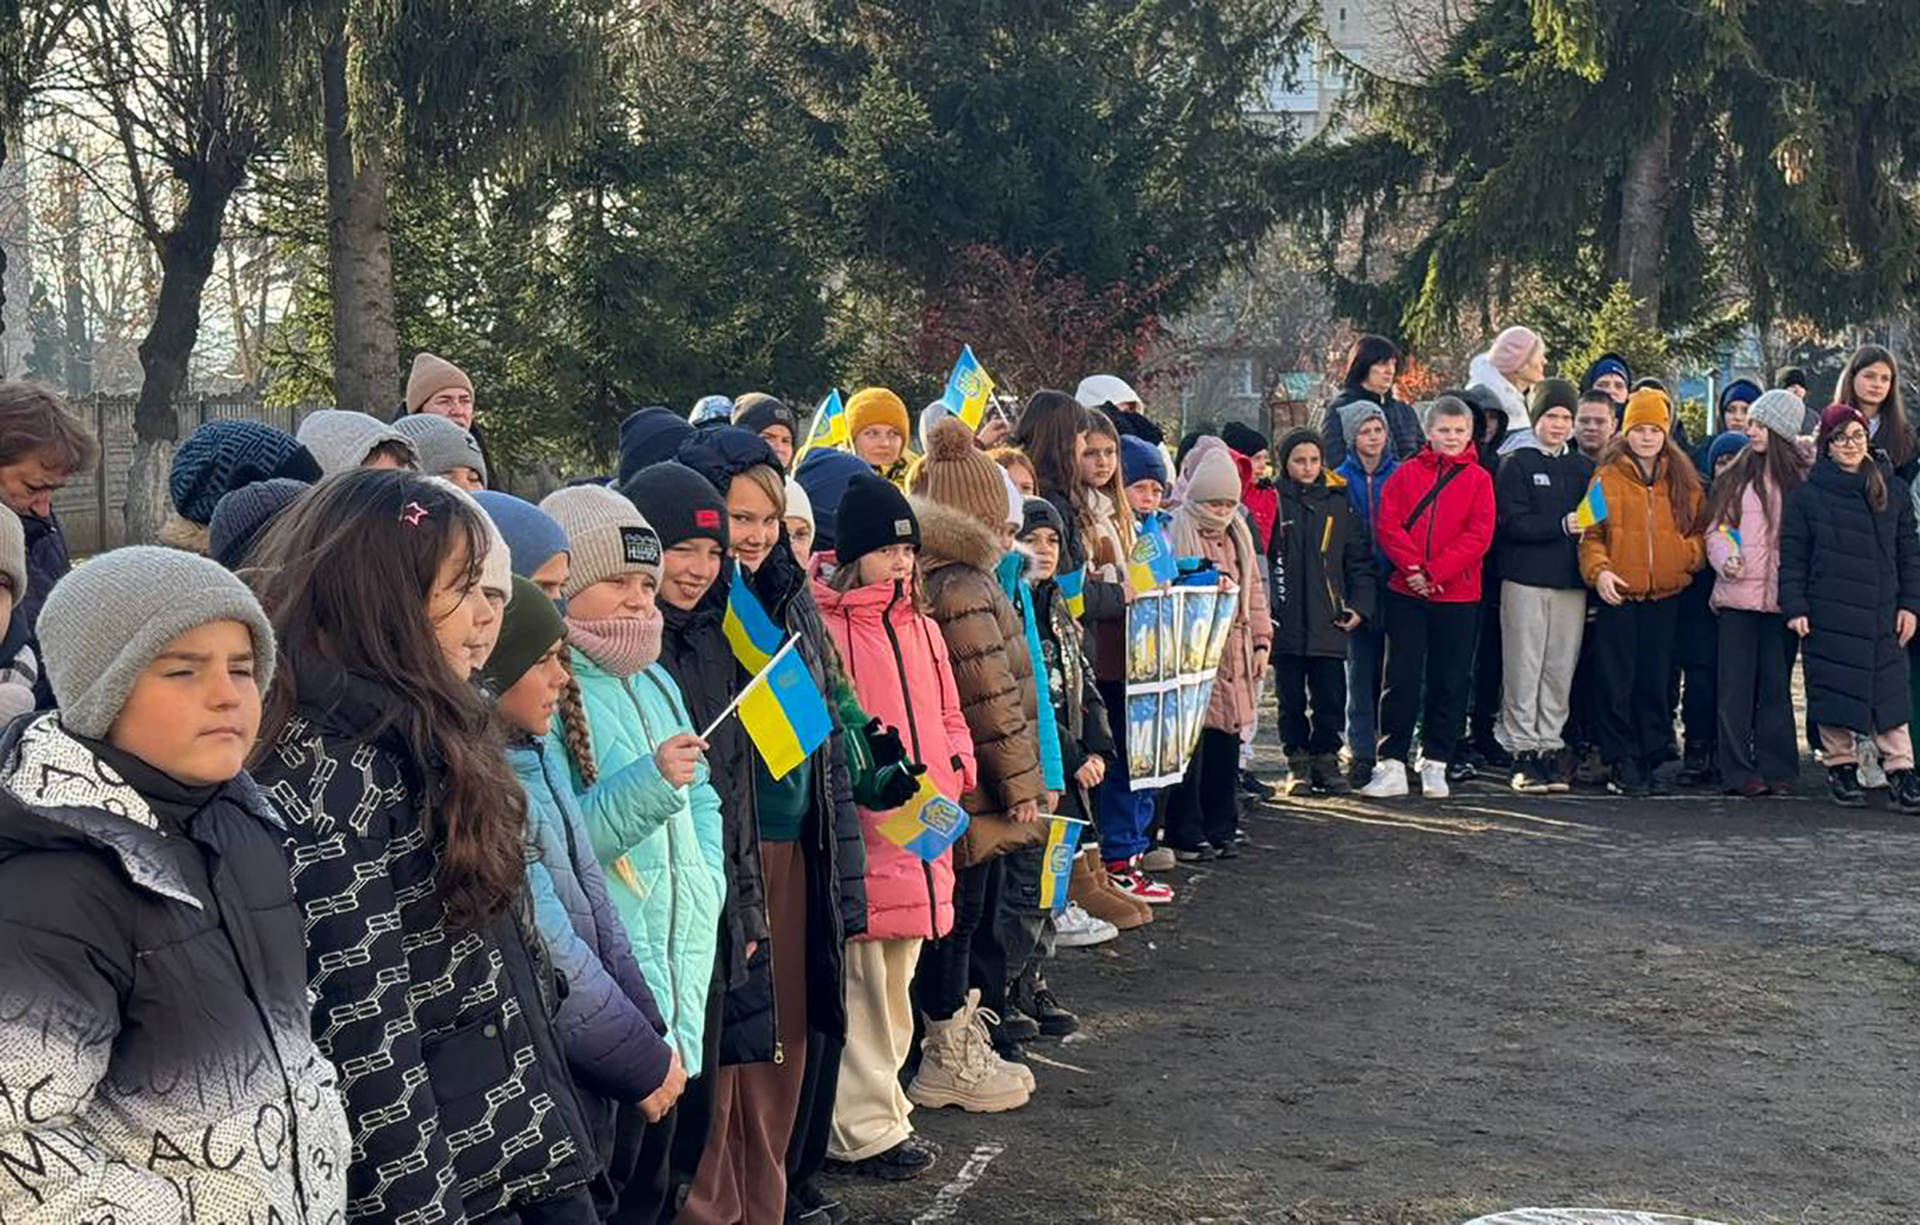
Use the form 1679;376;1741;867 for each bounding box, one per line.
1497;581;1587;754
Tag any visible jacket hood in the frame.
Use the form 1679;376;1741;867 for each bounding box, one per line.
911;495;1002;573
676;424;782;491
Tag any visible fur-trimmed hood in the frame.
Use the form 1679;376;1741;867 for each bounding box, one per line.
911;494;1002;573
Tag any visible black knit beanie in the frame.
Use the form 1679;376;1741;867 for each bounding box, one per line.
1221;421;1270;460
620;461;729;551
1528;377;1581;419
834;473;920;571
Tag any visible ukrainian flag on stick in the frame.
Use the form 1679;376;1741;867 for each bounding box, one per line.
703;635;833;781
1056;565;1087;618
1035;815;1088;914
723;562;783;672
876;772;971;863
940;345;996;430
1126;526;1177;593
1574;480;1607;530
795;388;847;462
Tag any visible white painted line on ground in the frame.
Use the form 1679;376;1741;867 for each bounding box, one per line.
1024;1050;1092;1075
912;1140;1007;1223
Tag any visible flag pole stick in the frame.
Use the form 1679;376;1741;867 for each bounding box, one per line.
701;635;801;741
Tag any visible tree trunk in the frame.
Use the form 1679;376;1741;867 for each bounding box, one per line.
322;25;402;418
124;162;243;544
1610;109;1673;330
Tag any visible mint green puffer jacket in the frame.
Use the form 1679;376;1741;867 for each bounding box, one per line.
548;651;728;1076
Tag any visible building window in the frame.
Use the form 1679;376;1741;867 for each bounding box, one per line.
1228;359;1256;399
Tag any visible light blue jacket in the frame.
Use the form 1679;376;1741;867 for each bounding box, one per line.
999;550;1064;791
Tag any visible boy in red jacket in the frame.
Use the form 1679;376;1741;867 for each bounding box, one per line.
1360;395;1496;798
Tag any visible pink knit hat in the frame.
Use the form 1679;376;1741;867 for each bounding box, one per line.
1488;326;1543;377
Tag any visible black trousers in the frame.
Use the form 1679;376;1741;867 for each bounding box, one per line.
1591;596;1681;766
1275;653;1347;754
1677;575;1719;751
662;953;727;1222
912;857;1001;1021
1716;610;1799;785
1565;600;1603;750
1165;727;1243;849
1378;593;1478;765
784;1028;843;1214
606;1100;676;1225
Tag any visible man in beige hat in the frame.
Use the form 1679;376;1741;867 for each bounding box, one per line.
403;352;496;488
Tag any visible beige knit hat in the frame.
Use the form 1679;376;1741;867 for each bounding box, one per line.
406;352;474;416
539;485;662;599
908;417;1007;533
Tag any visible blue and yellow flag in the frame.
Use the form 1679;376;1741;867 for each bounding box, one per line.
876;772;971;863
795;388;847;461
1035;815;1086;914
737;641;834;780
1126;525;1177;593
940;345;996;430
1056;565;1086;618
1574;480;1607;529
723;563;784;673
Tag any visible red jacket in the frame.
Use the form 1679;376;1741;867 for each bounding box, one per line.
1375;446;1495;603
814;577;976;942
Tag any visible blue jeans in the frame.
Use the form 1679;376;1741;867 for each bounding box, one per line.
1094;679;1153;859
1345;621;1386;763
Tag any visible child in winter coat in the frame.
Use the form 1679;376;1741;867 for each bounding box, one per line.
1493;380;1594;792
905;419;1046;1115
1268;428;1375;794
1165;440;1273;856
1332;400;1398;786
485;576;685;1196
1362;396;1496;800
249;470;600;1224
1578;388;1706;796
1780;404;1920;810
539;482;728;1225
848;387;916;489
1704;391;1810;796
0;505;38;720
0;547;350;1225
817;474;977;1169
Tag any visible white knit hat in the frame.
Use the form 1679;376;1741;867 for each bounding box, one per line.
783;478;815;533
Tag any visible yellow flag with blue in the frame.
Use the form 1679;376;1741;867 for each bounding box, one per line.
796;388;847;461
1574;479;1607;530
735;639;834;780
1056;565;1086;618
1035;815;1086;914
940;345;996;430
876;772;971;862
1126;525;1177;593
723;562;784;673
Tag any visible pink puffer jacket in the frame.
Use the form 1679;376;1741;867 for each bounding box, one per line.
815;578;977;942
1707;481;1784;613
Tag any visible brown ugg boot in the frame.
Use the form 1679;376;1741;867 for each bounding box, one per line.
1070;848;1150;930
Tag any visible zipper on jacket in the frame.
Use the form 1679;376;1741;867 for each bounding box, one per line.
618;673;682;1054
881;581;941;941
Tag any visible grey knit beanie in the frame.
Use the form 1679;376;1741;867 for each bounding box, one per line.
1338;399;1389;449
37;546;277;737
297;409;418;475
0;503;24;602
429;479;512;605
394;413;488;485
1747;388;1806;443
539;484;661;599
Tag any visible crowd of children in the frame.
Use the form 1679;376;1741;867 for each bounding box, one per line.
1;335;1918;1225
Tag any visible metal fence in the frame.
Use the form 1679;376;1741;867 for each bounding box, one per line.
50;393;319;555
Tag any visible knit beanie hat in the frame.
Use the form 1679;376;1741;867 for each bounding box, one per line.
480;575;566;696
208;478;308;570
618;407;695;485
1817;403;1869;450
908;417;1010;532
1183;444;1243;504
1221;421;1270;460
1528;377;1580;420
1337;399;1389;448
37;545;276;738
297;409;417;475
690;395;735;428
473;491;570;580
1582;353;1632;391
1747;389;1806;443
169;420;321;525
793;448;871;553
1110;408;1164;445
1719;378;1763;412
1075;374;1139;410
405;352;473;416
1622;388;1672;435
1019;495;1066;543
732;393;797;441
846;387;910;445
1488;326;1543;377
1707;431;1749;471
1774;366;1808;392
394;413;488;485
783;479;814;533
538;484;661;599
1121;434;1168;489
621;463;728;552
1275;427;1323;474
835;473;920;571
0;503;24;600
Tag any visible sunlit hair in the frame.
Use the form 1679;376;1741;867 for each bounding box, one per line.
1702;435;1806;533
1834;343;1911;471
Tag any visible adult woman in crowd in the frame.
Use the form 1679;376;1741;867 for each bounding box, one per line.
1321;335;1423;468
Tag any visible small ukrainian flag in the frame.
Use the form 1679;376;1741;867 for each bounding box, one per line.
1035;815;1086;914
1574;480;1607;530
940;346;996;430
737;640;834;780
723;563;784;673
876;772;971;862
1126;527;1176;593
1056;565;1087;618
795;388;847;461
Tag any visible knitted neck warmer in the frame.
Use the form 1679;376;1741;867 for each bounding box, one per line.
566;610;662;678
1185;499;1238;534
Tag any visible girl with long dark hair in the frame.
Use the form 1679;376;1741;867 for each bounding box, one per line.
1834;344;1915;479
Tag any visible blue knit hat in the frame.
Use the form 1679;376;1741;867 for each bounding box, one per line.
1582;353;1633;391
169;420;321;525
208;477;308;570
1121;435;1168;490
472;491;570;579
1707;430;1749;472
793;447;872;553
618;407;695;485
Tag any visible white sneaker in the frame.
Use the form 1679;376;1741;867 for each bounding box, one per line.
1859;737;1889;789
1418;760;1450;798
1359;759;1409;797
1053;902;1119;948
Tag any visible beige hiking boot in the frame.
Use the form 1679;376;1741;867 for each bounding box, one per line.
907;989;1032;1113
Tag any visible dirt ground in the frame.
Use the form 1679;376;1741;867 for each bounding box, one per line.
826;759;1920;1225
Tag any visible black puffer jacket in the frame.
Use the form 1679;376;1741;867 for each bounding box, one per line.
1778;457;1920;733
1267;471;1377;659
253;665;597;1223
0;713;352;1224
1494;442;1595;589
19;510;68;708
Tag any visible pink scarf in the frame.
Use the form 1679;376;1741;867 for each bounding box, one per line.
565;611;663;678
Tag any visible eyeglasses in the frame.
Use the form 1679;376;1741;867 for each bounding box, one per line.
1830;430;1869;446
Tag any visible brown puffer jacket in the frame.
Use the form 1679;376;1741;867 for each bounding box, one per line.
912;496;1046;868
1577;451;1704;600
